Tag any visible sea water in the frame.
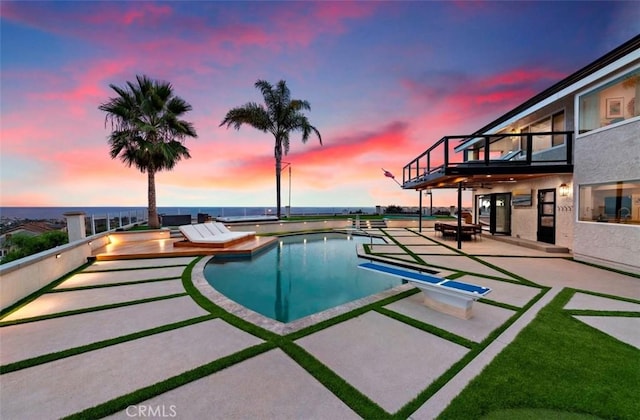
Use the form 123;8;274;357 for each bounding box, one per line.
0;206;376;221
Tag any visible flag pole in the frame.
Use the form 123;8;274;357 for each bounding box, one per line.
381;168;402;187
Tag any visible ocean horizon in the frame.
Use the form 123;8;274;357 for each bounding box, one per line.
0;206;381;221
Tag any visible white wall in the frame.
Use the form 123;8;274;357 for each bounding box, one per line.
0;234;110;311
473;174;574;250
573;119;640;273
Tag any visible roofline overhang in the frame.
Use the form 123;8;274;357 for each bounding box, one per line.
454;35;640;152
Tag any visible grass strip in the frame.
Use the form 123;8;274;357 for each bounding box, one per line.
280;341;390;419
0;314;216;374
478;298;524;312
379;228;427;262
179;252;407;418
566;310;640;317
457;271;538;285
571;288;640;305
0;261;92;319
62;342;276;420
463;254;538;286
0;293;187;327
407;230;539;285
45;276;181;293
393;289;548;418
436;288;640;420
376;307;476;349
180;257;279;342
569;258;640;278
78;264;189;273
286;288;419;341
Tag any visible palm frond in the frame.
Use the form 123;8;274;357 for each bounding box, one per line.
99;74;197;172
219;78;322;218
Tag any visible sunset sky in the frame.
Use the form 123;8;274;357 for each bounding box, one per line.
1;1;638;209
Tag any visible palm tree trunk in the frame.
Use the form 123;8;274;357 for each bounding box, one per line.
275;141;282;219
148;169;160;229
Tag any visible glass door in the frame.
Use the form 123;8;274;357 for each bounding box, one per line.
537;189;556;244
476;193;511;235
493;193;512;235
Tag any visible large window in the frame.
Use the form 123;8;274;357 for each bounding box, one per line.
578;68;640;134
578;180;640;224
520;111;566;152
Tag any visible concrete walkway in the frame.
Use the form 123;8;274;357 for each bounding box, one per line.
1;231;638;419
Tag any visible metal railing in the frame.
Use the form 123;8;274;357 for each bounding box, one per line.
85;209;148;235
403;131;573;186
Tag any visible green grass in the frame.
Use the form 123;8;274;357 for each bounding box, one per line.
0;261;93;319
438;288;640;420
283;214;385;221
5;232;639;420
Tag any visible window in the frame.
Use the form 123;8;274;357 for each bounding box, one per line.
530;118;552;152
578;180;640;224
552;112;565;147
578;68;640;134
520;111;566;152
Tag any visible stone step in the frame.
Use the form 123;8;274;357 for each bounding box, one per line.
488;235;570;253
352;219;387;228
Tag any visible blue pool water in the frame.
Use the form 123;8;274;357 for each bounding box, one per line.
204;233;403;323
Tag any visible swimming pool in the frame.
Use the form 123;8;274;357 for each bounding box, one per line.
203;232;404;323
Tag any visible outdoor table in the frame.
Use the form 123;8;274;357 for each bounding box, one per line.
434;222;482;240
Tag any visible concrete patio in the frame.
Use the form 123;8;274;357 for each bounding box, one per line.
1;228;638;419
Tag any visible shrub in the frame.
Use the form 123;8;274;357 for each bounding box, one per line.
385;205;404;214
1;231;69;264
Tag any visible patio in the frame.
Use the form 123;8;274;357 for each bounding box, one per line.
1;227;638;419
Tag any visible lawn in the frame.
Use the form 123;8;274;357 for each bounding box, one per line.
438;288;640;420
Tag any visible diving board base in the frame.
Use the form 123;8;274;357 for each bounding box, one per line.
358;262;490;320
420;287;473;320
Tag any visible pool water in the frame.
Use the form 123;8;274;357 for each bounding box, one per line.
204;232;403;323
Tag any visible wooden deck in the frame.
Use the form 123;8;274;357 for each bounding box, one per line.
92;235;279;260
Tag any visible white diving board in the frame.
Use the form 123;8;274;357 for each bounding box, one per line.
358;262;491;319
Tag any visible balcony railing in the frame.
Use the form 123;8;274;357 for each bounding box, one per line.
85;209;148;235
403;131;573;187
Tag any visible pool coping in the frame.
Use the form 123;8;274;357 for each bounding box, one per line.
191;257;414;335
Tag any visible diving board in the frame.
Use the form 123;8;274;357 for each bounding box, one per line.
358;262;491;319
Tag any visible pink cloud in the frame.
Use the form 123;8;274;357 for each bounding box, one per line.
85;3;173;26
402;67;566;132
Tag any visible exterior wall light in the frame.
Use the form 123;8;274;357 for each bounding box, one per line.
55;253;61;259
559;183;569;197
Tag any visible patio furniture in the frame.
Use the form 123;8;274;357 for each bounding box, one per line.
174;222;256;248
358;262;491;319
435;222;482;240
161;214;192;227
197;213;211;223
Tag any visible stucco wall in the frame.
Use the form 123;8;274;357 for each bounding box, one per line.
0;234;110;310
473;174;574;249
572;119;640;273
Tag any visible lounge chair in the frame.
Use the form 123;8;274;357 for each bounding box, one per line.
174;222;256;248
358;262;491;319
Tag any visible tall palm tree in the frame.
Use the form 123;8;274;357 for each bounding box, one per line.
99;75;197;229
220;79;322;219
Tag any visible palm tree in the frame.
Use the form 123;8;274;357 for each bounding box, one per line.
220;79;322;219
99;75;197;229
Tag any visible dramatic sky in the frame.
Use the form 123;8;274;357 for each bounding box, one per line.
1;1;638;209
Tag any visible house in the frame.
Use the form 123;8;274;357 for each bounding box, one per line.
402;35;640;274
0;222;63;258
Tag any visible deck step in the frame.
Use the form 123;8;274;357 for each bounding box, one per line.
351;219;387;229
487;235;570;253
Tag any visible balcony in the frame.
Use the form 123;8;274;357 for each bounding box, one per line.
402;131;574;189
